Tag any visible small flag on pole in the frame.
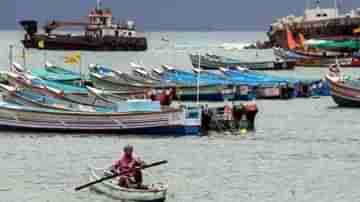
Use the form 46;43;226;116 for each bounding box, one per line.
64;52;81;65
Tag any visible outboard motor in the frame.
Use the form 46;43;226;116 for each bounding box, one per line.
19;20;38;36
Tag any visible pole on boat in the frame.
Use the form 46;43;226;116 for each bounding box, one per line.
43;50;47;67
79;52;82;86
22;47;27;71
9;45;13;70
96;0;102;10
197;51;200;104
334;0;338;17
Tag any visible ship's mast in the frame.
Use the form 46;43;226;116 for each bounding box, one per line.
334;0;338;17
96;0;102;10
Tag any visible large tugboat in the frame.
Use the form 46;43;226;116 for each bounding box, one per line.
19;0;147;51
267;0;360;49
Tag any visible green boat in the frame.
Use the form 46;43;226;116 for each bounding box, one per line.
305;39;360;52
0;83;113;112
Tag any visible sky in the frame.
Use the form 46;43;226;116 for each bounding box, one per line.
5;0;360;31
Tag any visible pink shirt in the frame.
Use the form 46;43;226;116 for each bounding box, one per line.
114;154;141;172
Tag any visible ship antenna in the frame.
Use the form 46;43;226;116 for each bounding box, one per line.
334;0;338;17
96;0;102;10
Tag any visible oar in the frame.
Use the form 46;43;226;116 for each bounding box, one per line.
74;160;168;191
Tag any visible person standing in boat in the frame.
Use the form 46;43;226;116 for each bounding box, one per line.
112;144;146;189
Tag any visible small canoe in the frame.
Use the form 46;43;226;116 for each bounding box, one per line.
89;167;168;202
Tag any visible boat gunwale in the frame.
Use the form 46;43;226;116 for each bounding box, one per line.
0;101;180;116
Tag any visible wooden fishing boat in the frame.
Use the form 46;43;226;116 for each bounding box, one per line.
130;63;163;82
219;67;293;99
89;71;154;91
130;64;175;86
325;69;360;107
7;71;173;106
155;66;238;101
87;86;173;106
0;101;201;135
88;65;176;103
189;53;295;70
274;47;359;67
44;62;79;75
6;71;114;107
89;64;160;86
89;167;167;202
11;62;83;85
0;71;9;84
0;83;115;112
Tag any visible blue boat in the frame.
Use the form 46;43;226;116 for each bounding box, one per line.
156;65;241;101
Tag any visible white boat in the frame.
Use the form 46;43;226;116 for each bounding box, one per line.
89;167;168;202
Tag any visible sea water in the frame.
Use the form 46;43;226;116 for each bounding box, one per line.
1;31;360;202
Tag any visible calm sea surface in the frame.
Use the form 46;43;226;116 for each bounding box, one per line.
1;31;360;202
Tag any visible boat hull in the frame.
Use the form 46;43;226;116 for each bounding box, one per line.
175;85;236;101
326;74;360;107
274;48;360;67
190;54;295;70
90;73;152;91
268;15;360;49
22;35;147;51
331;94;360;107
89;168;167;202
0;122;200;136
0;102;201;136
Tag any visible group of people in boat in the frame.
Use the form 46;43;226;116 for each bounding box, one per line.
201;102;258;134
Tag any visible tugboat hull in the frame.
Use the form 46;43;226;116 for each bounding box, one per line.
21;35;147;51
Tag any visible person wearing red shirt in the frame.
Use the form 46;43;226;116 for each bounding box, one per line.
112;145;146;189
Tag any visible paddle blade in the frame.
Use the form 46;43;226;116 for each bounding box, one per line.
74;160;168;191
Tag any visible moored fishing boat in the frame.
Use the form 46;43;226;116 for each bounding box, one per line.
7;71;173;106
89;167;167;202
0;101;201;135
87;86;173;106
155;65;239;101
130;63;163;83
44;62;79;75
89;68;156;91
5;71;111;107
11;62;83;85
325;66;360;107
189;53;295;70
218;67;293;99
274;47;359;67
89;64;160;86
0;83;115;112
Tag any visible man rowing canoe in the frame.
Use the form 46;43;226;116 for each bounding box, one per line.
112;144;147;189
